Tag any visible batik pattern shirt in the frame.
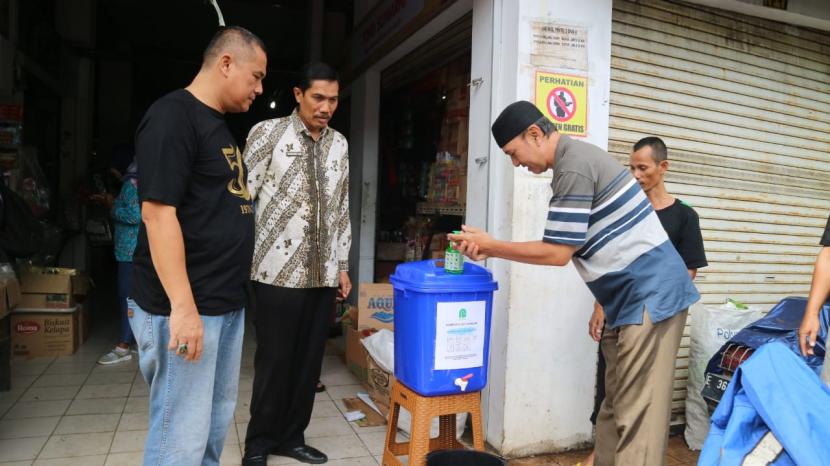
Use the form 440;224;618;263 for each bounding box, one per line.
543;135;700;328
244;110;351;288
112;181;140;263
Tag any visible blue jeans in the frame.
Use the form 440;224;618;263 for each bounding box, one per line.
117;262;134;344
127;298;244;466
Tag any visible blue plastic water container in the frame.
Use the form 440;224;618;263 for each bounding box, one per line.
390;260;498;396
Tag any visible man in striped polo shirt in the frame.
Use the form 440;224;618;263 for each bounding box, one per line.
449;101;699;466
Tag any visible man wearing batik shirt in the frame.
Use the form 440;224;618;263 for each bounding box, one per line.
241;62;351;466
449;101;699;466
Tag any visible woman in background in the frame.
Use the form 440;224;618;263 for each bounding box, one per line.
97;161;140;364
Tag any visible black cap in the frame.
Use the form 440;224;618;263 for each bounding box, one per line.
491;101;544;148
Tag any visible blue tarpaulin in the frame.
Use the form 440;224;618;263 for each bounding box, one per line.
699;342;830;465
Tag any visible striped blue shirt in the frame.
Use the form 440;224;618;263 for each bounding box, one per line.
543;136;699;328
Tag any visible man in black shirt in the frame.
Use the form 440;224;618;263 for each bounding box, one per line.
629;137;708;274
129;26;266;466
582;137;707;466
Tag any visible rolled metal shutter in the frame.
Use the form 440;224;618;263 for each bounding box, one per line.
609;0;830;424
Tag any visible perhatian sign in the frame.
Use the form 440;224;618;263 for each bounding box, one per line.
535;72;588;137
530;22;588;71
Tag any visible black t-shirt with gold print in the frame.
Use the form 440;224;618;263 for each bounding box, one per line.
132;89;254;316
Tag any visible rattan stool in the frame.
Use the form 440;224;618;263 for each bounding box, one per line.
382;379;484;466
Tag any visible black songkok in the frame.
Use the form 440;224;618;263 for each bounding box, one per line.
491;101;545;148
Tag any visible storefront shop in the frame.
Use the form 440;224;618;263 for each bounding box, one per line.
373;15;472;280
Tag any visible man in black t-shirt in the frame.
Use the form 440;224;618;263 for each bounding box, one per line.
582;137;707;466
129;26;266;466
629;137;708;273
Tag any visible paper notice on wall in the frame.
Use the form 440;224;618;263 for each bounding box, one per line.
434;301;486;370
530;21;588;71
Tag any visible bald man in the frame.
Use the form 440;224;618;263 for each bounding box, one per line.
129;26;266;466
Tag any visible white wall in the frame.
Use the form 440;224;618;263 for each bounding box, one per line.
483;0;613;456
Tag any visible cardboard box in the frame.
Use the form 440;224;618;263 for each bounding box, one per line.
343;307;369;382
11;307;79;357
345;326;369;382
366;353;396;411
3;278;21;310
18;293;74;309
20;269;72;294
358;283;394;332
19;267;87;309
71;274;90;296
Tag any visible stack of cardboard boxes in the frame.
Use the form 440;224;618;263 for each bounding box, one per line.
12;267;90;357
343;283;397;415
1;272;22;390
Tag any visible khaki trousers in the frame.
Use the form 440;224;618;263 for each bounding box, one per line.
595;309;688;466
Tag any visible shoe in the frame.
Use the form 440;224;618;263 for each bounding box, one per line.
241;454;267;466
316;381;326;393
273;445;327;464
97;346;132;365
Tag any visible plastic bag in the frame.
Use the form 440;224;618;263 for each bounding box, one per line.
361;330;467;437
685;302;765;450
0;263;16;282
362;329;394;373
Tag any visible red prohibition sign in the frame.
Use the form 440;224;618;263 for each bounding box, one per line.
547;86;577;122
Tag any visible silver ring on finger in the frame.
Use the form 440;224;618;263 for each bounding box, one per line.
177;342;188;355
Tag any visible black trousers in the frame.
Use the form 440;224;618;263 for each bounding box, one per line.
245;282;336;455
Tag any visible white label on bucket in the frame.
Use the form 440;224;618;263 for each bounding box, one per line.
434;301;486;370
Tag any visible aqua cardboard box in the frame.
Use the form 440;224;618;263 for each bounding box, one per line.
357;283;394;332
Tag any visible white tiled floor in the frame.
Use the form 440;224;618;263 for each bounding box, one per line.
1;322;383;465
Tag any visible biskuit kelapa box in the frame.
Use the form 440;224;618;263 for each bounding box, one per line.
11;307;79;357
